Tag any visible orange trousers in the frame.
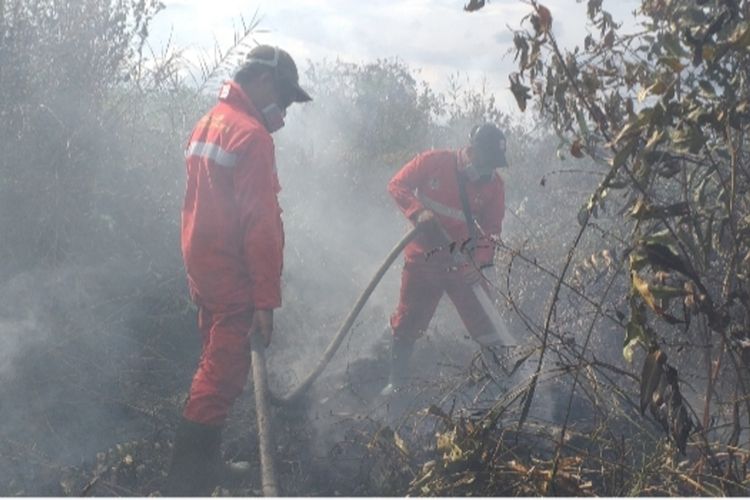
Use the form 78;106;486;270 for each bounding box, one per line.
183;304;253;425
390;259;494;342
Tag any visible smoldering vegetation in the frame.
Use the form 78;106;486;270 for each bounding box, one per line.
1;0;748;496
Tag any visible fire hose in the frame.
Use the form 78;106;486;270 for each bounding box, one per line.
248;217;523;494
250;342;278;496
269;225;420;406
247;226;419;495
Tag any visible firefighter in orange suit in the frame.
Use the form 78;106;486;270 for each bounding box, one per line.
383;124;508;395
166;45;311;495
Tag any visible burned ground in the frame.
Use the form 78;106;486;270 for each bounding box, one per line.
3;0;750;496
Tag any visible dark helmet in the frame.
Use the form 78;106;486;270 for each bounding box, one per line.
235;45;312;105
470;123;508;168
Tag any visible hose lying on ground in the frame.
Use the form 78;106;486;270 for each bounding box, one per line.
247;227;418;495
271;226;420;406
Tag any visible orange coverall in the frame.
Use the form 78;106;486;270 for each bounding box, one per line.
388;149;505;343
181;81;284;425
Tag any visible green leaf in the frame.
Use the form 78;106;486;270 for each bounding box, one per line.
695;173;712;206
604;178;629;189
672;126;706;154
698;80;715;96
632;271;660;313
611;138;638;168
643;129;665;152
729;23;750;48
639;349;665;414
624;294;651;363
577;193;599;226
629;198;650;219
641;242;695;280
629;251;649;272
630;200;690;220
509;73;531;112
658;56;685;73
638;80;668;102
688;129;706;154
687;105;715;126
661;32;687;57
649;285;687;300
575;105;590;138
623;321;646;363
393;431;410;456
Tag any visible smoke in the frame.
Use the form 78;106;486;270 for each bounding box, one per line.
0;259;197;494
0;11;617;492
0;314;40;378
250;67;604;457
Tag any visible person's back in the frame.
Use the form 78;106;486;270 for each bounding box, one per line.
166;45;311;496
182;81;280;309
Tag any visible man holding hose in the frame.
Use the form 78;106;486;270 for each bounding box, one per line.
383;123;508;395
166;45;312;495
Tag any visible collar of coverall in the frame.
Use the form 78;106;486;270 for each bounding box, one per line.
218;81;265;124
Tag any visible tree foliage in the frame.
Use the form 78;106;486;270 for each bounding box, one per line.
1;1;556;494
503;0;750;465
302;59;439;161
0;0;167;269
4;0;708;494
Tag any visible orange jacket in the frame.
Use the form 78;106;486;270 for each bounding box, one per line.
389;149;505;266
181;82;284;311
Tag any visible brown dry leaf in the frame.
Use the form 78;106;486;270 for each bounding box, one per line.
559;455;583;468
640;349;665;414
509;73;531;111
632;271;662;314
393;431;410;457
570;138;585;158
508;460;528;475
603;29;615;47
536;4;553;33
464;0;486;12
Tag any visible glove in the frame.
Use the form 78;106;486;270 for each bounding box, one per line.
248;309;274;347
413;208;437;229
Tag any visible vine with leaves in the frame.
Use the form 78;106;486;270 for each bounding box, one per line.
486;0;750;469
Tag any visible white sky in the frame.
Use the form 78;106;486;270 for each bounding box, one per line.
151;0;641;114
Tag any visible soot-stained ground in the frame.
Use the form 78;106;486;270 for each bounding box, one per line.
0;260;506;496
0;253;598;497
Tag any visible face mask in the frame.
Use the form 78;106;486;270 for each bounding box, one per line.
261;103;285;133
465;163;494;183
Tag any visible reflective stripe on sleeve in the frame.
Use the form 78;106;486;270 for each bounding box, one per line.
185;141;239;168
417;191;465;221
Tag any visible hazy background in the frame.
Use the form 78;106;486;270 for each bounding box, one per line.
0;0;640;495
152;0;642;109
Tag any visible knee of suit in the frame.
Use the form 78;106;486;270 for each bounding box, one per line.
184;306;253;425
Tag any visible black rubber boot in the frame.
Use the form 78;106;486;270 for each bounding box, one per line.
381;336;415;396
164;418;223;496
